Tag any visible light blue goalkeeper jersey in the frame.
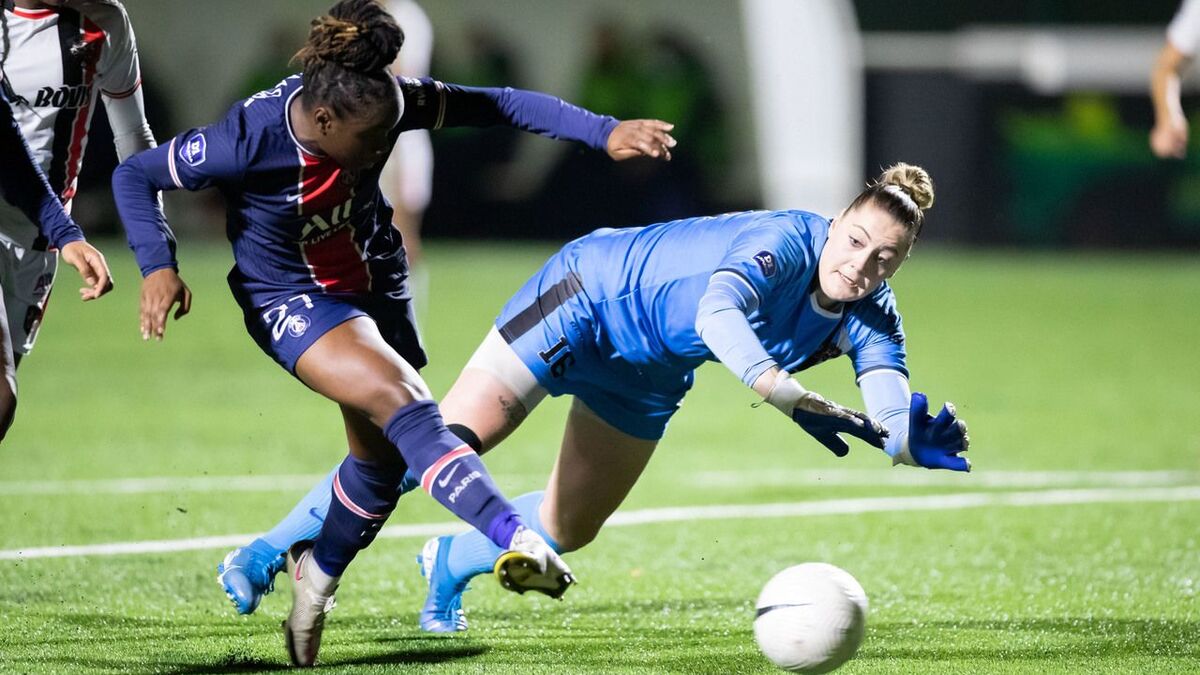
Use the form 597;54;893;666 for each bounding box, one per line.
560;209;907;382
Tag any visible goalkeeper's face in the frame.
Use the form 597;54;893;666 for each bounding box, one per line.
817;205;914;305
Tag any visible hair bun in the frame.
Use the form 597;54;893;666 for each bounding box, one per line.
297;0;404;74
878;162;934;211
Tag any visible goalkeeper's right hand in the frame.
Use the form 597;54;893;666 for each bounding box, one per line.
494;526;575;599
895;392;971;472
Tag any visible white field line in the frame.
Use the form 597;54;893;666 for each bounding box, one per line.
688;469;1200;489
2;485;1198;561
1;470;1195;496
0;473;533;496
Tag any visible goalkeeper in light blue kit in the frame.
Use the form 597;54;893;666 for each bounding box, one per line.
220;162;971;633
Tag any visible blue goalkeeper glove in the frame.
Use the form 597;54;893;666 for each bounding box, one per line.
790;392;889;457
903;392;970;471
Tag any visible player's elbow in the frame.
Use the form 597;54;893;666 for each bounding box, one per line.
111;153;153;199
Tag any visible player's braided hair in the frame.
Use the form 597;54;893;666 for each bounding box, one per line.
293;0;404;119
846;162;934;239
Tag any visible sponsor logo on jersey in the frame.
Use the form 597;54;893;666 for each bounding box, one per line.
299;197;355;241
797;341;844;372
32;84;90;109
287;314;310;338
754;251;777;278
180;133;207;166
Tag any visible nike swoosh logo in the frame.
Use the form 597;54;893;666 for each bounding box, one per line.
437;463;460;489
755;602;812;618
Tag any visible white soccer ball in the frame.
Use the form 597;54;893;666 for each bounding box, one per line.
753;563;868;673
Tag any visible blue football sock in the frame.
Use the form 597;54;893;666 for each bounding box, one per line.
259;465;337;555
446;491;559;581
311;455;406;577
256;462;422;557
385;400;521;548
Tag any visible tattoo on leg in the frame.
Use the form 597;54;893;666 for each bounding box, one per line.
498;394;524;434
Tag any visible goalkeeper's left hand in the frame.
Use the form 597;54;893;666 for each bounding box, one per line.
759;370;888;457
494;526;575;599
896;392;971;472
790;391;889;457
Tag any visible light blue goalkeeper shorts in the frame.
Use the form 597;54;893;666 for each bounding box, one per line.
493;251;691;441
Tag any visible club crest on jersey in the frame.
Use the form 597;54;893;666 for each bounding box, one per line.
179;133;207;166
287;314;310;338
754;251;777;278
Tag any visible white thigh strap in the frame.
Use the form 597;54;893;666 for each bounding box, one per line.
463;326;548;412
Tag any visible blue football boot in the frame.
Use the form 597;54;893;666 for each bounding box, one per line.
217;539;286;615
417;536;470;632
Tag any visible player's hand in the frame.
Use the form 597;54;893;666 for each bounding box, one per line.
59;240;113;301
139;268;191;341
606;119;676;162
904;392;970;472
494;526;575;599
1150;120;1188;159
758;370;887;457
791;392;888;457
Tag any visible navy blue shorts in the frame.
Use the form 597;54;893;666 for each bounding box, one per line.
231;280;427;375
495;252;690;441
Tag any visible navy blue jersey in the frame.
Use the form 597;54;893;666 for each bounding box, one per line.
560;210;906;382
113;75;618;308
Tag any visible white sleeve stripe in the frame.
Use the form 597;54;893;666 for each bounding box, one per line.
166;138;182;189
855;367;907;385
433;80;446;130
710;269;761;304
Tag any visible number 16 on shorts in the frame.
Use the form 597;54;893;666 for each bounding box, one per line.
539;335;574;378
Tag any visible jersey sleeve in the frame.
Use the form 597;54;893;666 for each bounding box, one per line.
91;1;142;99
1170;0;1200;56
843;283;908;380
695;271;776;387
0;88;85;249
112;112;251;276
713;217;814;307
396;77;619;152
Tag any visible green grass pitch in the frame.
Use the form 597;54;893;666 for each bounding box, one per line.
0;239;1197;673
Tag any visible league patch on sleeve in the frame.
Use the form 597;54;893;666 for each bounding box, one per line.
753;251;777;278
179;132;207;167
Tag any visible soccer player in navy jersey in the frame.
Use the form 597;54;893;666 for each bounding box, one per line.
224;162;971;634
0;85;112;441
110;0;674;666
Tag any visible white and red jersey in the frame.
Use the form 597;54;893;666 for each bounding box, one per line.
0;0;141;247
1169;0;1200;56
